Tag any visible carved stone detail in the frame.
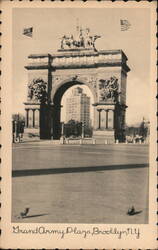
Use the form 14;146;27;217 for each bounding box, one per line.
53;76;63;86
87;76;97;89
98;76;120;103
28;78;48;104
53;74;98;97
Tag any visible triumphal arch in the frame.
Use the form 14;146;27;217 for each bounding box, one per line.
24;27;130;142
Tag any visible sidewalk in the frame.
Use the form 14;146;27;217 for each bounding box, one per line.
13;138;60;145
13;137;149;146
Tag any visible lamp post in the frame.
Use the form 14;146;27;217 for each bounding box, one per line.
60;122;65;144
81;122;84;139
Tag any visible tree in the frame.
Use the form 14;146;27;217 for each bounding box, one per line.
64;120;82;138
12;113;25;122
139;119;148;139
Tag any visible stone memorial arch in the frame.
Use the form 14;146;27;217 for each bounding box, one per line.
24;26;130;142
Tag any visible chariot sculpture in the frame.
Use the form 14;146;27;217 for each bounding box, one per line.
60;27;101;50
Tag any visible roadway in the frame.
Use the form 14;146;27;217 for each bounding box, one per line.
12;143;149;224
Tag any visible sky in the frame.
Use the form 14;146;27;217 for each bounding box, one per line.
12;7;151;125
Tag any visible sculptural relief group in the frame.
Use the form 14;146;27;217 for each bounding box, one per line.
60;27;101;50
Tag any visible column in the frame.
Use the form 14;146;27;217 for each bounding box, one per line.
106;110;109;129
32;109;35;128
108;109;114;129
35;109;40;128
25;109;29;128
29;109;33;128
98;109;101;129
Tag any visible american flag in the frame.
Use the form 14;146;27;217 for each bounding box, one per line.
23;27;33;37
120;20;131;31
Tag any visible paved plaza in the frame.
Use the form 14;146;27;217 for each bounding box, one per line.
12;143;149;224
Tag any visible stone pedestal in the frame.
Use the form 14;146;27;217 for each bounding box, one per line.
93;130;115;144
93;102;127;143
93;103;115;143
24;103;40;138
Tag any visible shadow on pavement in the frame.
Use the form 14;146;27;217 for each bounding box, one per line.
127;210;142;216
21;213;49;219
131;210;143;215
14;213;49;220
12;163;148;177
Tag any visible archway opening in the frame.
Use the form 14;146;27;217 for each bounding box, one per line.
52;81;94;139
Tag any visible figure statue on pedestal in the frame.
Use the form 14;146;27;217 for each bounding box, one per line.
61;35;74;49
84;28;91;48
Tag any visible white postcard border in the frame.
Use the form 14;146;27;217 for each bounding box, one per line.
1;1;157;249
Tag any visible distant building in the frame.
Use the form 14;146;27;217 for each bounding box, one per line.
66;87;90;127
